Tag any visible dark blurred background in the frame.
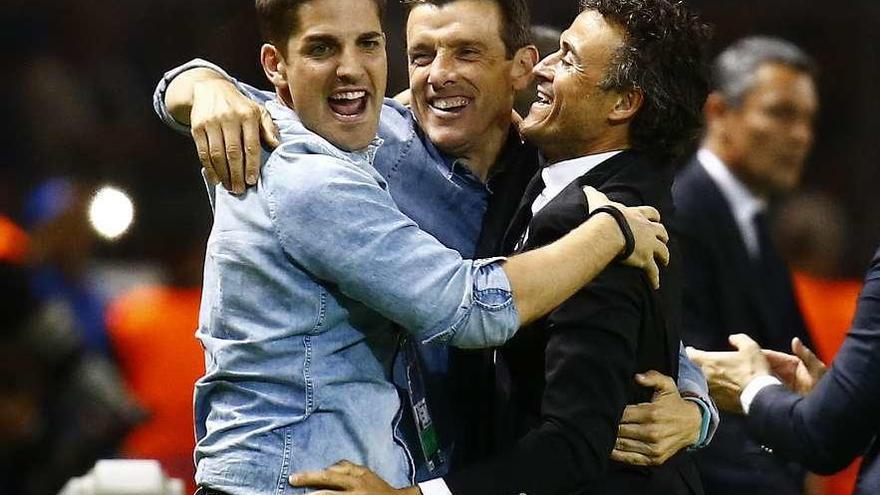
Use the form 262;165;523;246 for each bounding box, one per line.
1;1;877;493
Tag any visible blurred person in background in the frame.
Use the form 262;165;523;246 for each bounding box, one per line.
775;192;864;495
105;218;209;495
674;36;819;494
687;241;880;495
23;178;111;356
0;258;142;495
0;178;144;495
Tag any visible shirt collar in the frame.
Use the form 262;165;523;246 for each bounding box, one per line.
698;148;766;224
542;150;624;192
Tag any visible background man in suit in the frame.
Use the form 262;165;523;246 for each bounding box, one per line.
673;37;819;494
687;245;880;495
290;0;711;493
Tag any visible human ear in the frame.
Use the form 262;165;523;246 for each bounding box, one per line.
608;86;644;124
261;44;288;89
511;45;539;91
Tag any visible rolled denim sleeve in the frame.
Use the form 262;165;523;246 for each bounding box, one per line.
152;58;274;133
261;147;520;349
677;342;719;448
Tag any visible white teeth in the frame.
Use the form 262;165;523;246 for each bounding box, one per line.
331;91;366;101
431;97;470;110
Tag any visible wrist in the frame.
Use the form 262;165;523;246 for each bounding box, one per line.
590;206;632;261
681;398;705;448
739;374;781;415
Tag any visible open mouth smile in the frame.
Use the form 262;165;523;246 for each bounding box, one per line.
328;89;369;120
428;96;472;116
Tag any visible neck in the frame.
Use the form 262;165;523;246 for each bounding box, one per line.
544;135;629;165
451;120;511;183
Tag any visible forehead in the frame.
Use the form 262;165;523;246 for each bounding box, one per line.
293;0;382;39
747;63;818;107
562;9;625;63
406;0;505;49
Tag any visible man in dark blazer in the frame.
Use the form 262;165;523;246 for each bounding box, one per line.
688;246;880;495
673;37;820;495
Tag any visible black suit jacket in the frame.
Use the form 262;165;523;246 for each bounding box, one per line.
444;151;701;495
672;156;812;494
747;247;880;495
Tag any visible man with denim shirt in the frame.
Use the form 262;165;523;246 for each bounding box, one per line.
154;0;718;487
168;0;673;494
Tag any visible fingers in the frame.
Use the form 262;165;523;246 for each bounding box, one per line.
582;186;610;211
791;337;819;366
203;121;231;190
636;205;661;223
792;337;825;375
192;126;215;178
652;221;669;244
685;346;708;366
260;106;281;149
289;470;353;490
655;241;670;268
619;403;652;424
728;333;760;353
221;120;246;194
635;370;677;393
615;435;656;456
611;447;656;466
242;111;261;187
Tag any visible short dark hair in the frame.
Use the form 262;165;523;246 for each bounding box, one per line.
581;0;712;163
713;36;817;107
402;0;532;58
256;0;388;50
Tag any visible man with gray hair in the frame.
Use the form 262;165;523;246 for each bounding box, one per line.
673;36;819;494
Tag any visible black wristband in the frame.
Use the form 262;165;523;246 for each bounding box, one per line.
590;205;635;262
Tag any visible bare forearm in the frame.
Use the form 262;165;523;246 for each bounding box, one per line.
504;213;623;326
164;67;227;125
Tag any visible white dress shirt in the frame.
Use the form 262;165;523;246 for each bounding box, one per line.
419;151;622;495
697;149;767;259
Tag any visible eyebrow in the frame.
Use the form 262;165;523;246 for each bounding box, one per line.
301;31;384;44
301;34;340;45
357;31;384;41
407;37;488;53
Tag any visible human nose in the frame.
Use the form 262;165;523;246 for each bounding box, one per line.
336;46;366;82
533;51;558;81
427;51;457;89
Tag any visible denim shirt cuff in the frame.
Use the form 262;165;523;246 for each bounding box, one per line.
683;394;716;450
420;257;519;348
152;58;236;134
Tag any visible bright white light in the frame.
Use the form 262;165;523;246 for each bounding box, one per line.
88;186;135;240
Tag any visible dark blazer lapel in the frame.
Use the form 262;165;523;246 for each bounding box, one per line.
502;170;547;254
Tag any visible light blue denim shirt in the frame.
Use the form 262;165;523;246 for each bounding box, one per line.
185;90;520;492
153;60;718;486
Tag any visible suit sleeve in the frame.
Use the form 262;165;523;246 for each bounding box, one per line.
746;257;880;474
443;263;646;495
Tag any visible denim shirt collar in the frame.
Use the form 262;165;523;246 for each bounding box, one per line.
266;98;384;169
